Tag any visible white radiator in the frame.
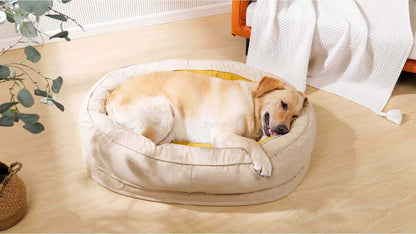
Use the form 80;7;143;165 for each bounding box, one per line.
39;0;230;31
0;0;231;47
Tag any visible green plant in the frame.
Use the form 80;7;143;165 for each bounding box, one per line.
0;0;82;133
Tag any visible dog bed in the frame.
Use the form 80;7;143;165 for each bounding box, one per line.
79;60;316;206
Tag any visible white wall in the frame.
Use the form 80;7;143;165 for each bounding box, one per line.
0;0;231;48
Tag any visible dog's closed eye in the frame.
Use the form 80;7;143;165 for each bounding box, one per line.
281;101;288;110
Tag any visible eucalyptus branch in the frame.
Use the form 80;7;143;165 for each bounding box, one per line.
10;63;54;95
0;36;24;57
16;78;25;89
6;64;42;90
48;7;84;31
0;77;24;83
9;80;18;96
0;5;8;11
9;81;17;96
8;63;47;79
0;78;23;85
9;81;20;112
0;0;74;132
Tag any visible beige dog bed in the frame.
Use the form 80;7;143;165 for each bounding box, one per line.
79;60;316;206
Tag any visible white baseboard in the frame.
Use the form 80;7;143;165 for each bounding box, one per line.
0;2;231;51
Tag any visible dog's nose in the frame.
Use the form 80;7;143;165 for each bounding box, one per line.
275;125;288;135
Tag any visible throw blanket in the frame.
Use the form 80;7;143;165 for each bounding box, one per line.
247;0;414;123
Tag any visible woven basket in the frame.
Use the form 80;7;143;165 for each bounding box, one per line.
0;161;27;231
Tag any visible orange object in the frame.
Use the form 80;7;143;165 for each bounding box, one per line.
403;58;416;73
231;0;251;39
231;0;416;73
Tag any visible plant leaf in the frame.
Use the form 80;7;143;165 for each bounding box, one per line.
45;14;67;22
62;0;71;3
11;109;19;122
0;116;14;126
0;109;19;123
17;88;34;108
20;21;38;38
23;122;44;133
13;11;24;26
6;11;14;23
24;45;41;63
11;68;16;78
51;99;64;112
15;21;20;33
49;31;68;40
0;65;10;79
27;38;40;44
18;0;49;16
52;76;63;93
19;113;39;124
0;102;18;113
2;109;12;117
34;89;48;97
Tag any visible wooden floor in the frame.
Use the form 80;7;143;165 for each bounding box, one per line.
1;14;416;233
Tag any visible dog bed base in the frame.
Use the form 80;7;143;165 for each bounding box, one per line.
80;59;316;206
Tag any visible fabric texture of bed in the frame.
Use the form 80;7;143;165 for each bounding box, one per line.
79;60;316;206
246;1;416;60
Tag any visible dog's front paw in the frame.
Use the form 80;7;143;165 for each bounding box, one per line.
252;151;272;177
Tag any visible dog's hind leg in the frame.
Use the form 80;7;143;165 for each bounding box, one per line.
137;96;176;144
108;96;175;144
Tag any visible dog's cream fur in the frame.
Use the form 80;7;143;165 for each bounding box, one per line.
106;71;307;177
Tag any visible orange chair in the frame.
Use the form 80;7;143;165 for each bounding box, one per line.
231;0;416;73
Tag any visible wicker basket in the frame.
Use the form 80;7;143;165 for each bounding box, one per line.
0;161;27;231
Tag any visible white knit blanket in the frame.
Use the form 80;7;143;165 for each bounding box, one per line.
247;0;414;115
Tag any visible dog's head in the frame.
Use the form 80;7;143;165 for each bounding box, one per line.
252;76;307;137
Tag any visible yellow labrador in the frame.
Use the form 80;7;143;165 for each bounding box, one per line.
106;71;307;177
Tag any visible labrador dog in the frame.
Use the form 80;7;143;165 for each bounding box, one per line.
106;71;307;177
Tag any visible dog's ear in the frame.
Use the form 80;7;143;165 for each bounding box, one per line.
298;91;308;108
253;76;286;98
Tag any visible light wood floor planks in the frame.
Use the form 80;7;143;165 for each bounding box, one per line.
1;14;415;233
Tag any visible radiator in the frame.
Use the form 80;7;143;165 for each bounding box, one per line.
0;0;231;43
39;0;230;31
